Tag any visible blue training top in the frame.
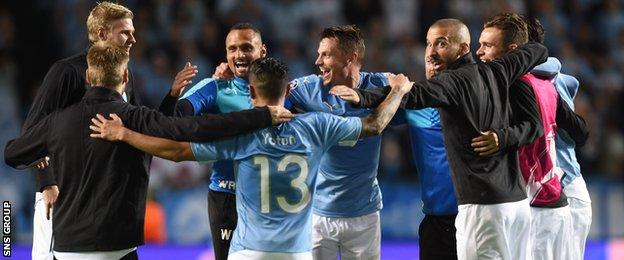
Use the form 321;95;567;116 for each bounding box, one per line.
405;108;458;215
180;76;252;194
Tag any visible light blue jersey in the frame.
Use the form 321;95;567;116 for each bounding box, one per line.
181;77;252;194
532;57;582;187
287;72;388;217
191;113;362;253
554;73;582;187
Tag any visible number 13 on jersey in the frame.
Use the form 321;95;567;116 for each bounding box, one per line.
253;154;311;214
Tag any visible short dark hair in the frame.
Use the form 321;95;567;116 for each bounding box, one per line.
249;57;289;101
523;16;545;44
484;12;528;45
320;25;365;62
230;22;262;40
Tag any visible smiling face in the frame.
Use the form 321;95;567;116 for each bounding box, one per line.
476;27;510;62
101;18;135;55
225;29;267;80
425;26;463;76
315;37;351;86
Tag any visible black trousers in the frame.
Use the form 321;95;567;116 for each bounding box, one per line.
53;250;138;260
418;214;458;260
208;189;238;260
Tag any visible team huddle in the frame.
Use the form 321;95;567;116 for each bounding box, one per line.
3;1;592;260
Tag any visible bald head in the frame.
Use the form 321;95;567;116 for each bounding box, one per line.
424;18;471;76
431;19;471;46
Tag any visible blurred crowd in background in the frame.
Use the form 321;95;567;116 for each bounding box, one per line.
1;0;623;244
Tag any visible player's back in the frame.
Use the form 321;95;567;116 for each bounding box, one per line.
198;112;361;254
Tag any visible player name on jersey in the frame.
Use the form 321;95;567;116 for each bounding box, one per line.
263;132;297;146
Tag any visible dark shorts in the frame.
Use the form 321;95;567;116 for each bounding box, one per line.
418;214;458;260
207;189;237;260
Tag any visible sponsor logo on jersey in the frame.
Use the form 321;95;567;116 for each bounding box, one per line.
218;180;236;190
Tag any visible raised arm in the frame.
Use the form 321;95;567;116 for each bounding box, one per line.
332;72;460;110
490;42;548;88
351;43;548;109
122;104;292;142
359;74;412;138
158;62;199;116
158;94;195;117
158;93;178;116
356;86;391;108
90;114;195;162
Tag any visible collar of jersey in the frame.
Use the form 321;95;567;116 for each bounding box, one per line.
324;72;366;90
233;76;249;86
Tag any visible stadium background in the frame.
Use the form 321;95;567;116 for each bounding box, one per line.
0;0;623;259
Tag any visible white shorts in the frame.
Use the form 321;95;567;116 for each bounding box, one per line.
564;176;591;203
530;206;573;260
32;192;54;260
312;211;380;260
455;199;531;260
564;177;592;260
228;250;312;260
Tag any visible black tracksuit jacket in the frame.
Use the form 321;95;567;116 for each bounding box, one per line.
6;86;272;251
357;42;551;205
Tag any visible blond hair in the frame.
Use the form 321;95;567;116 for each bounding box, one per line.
86;2;133;44
87;42;129;87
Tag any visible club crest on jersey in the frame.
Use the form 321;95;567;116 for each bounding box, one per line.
289;80;299;90
290;76;312;90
